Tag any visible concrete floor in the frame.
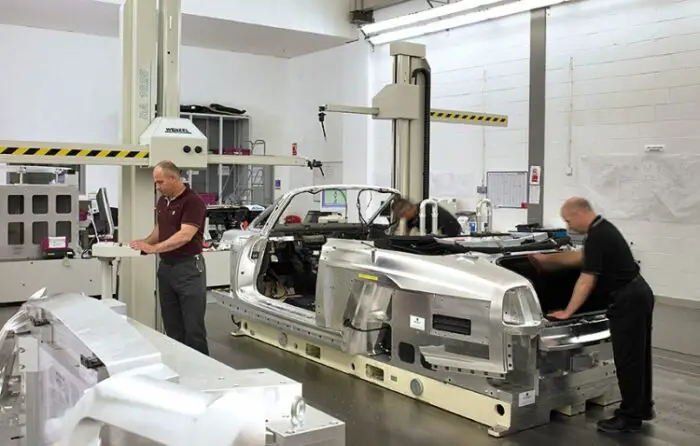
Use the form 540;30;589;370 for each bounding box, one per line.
3;301;700;446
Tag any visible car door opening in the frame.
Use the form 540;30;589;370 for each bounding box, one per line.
255;223;383;311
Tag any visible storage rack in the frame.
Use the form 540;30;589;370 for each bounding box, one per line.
181;112;273;206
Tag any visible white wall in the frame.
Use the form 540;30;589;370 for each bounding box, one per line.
0;25;121;197
368;4;531;231
0;24;287;203
544;0;700;302
281;41;370;214
365;0;700;303
284;40;370;189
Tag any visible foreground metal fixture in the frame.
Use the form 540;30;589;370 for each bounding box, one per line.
214;184;620;438
475;197;493;233
60;374;266;446
0;292;345;445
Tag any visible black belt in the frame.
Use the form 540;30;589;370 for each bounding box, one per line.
160;253;201;266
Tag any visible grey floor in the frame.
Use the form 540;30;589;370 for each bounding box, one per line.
203;304;700;446
4;302;700;446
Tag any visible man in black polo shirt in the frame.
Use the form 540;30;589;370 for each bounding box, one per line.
530;197;655;434
129;160;209;356
391;197;462;237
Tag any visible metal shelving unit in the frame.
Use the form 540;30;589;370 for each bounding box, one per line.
181;112;273;206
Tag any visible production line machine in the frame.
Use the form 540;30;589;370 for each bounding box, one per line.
0;167;108;304
0;290;345;445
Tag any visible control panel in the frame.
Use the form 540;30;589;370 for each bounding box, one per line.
91;242;143;258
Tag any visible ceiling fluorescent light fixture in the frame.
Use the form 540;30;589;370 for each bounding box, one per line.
368;0;572;45
361;0;505;35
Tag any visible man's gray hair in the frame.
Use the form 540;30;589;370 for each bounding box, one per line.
154;160;182;178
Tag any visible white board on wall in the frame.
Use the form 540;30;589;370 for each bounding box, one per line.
486;171;528;209
312;161;342;202
578;153;700;223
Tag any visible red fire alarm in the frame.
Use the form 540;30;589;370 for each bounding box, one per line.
529;165;541;185
292;143;298;156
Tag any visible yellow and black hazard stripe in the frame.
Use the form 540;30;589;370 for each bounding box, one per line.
430;111;508;125
0;146;149;159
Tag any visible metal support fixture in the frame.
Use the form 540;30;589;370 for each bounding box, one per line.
527;8;547;224
318;41;508;206
91;242;143;300
0;292;345;445
60;373;266;446
475;197;493;233
419;198;439;235
0;0;322;330
0;165;73;185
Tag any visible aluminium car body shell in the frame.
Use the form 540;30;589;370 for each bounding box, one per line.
228;185;545;377
219;184;620;436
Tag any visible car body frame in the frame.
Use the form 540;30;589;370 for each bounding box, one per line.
213;184;619;437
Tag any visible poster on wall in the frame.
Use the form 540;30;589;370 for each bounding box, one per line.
578;153;700;223
528;185;541;205
529;165;541;185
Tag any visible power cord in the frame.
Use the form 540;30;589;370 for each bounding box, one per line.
357;189;368;235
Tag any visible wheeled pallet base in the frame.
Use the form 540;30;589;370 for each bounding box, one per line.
233;318;515;436
231;317;621;437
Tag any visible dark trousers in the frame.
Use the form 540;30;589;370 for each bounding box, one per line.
607;276;655;421
157;254;209;356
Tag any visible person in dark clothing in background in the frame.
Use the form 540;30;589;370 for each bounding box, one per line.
391;197;462;237
530;197;654;434
129;160;209;356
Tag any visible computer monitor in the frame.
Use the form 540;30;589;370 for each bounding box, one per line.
96;187;115;238
321;189;347;209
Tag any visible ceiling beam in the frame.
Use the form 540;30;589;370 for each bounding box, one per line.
352;0;415;11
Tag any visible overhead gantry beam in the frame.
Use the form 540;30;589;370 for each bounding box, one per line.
429;108;508;126
318;42;509;204
0;141;149;166
320;104;509;127
0;140;311;167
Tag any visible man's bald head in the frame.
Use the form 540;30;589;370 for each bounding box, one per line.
153;160;184;197
562;197;593;213
560;196;597;234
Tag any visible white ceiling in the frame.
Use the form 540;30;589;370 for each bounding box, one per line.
0;0;354;58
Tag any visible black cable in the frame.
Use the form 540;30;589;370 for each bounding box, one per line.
412;67;432;200
357;189;370;236
318;106;328;140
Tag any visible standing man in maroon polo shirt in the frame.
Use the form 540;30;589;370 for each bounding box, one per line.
129;160;209;355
